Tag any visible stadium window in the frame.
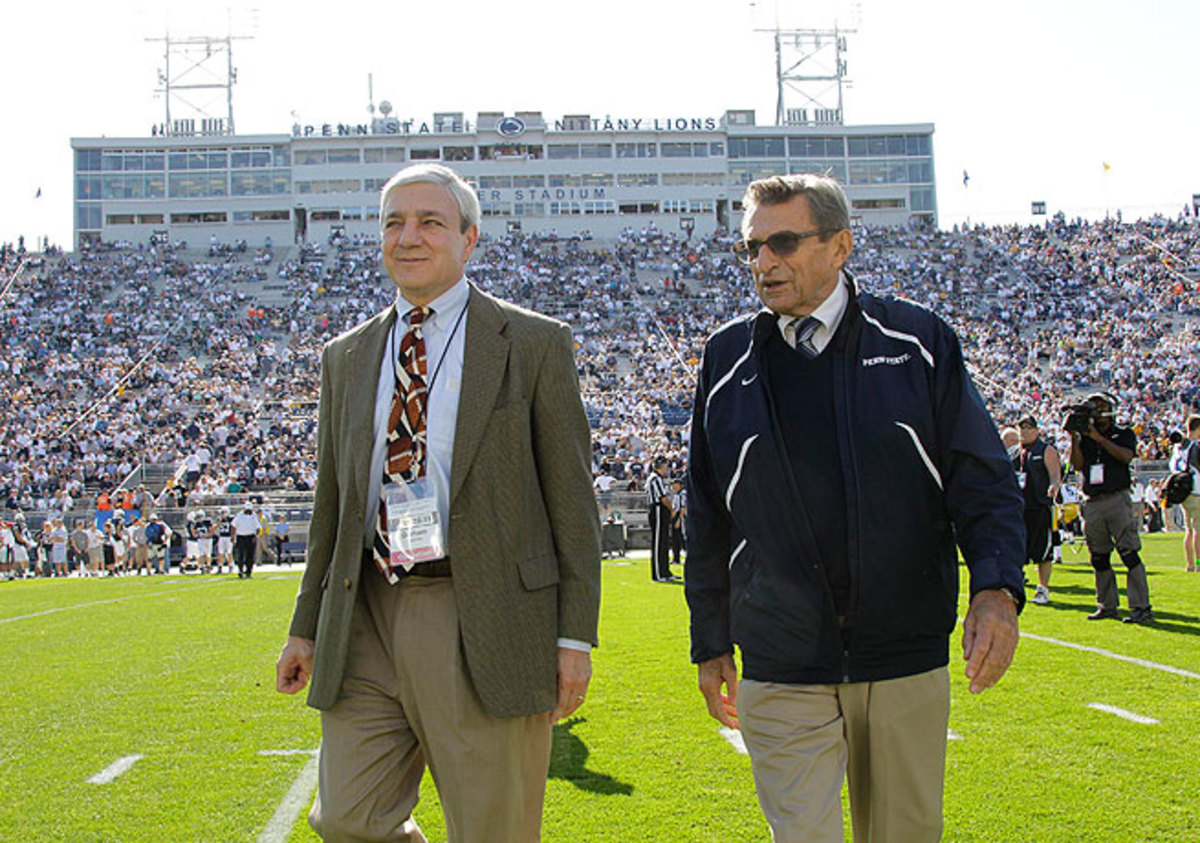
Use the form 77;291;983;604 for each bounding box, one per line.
138;214;164;224
851;198;905;210
579;143;612;159
618;173;658;187
75;149;102;172
513;202;545;216
662;172;724;187
310;210;341;221
253;210;289;221
616;201;654;216
343;207;364;220
76;204;101;229
293;150;327;166
102;153;124;171
729;162;785;185
327;148;361;164
481;202;512;216
710;141;725;156
364;177;389;193
724;138;782;158
410;149;440;160
617;143;657;158
847;137;868;157
547;144;580;160
170;212;227;224
364;147;406;163
905;135;931;156
906;160;932;183
886;135;906;156
661;142;712;158
443;146;475;162
479;176;513;189
513;175;544;187
106;214;136;225
910;187;934;212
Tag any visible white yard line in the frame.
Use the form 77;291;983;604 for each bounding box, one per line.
87;754;145;784
719;727;748;755
1022;632;1200;681
257;750;320;843
1086;703;1159;725
0;581;237;625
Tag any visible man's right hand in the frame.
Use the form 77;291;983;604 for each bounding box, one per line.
276;635;315;695
697;652;740;729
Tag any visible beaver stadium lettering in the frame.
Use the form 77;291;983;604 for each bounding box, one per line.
477;189;607;201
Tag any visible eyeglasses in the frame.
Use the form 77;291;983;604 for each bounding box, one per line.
733;228;835;264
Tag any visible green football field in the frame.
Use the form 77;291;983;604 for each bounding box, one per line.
2;533;1198;842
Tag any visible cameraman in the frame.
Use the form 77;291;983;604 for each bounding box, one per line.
1068;392;1153;624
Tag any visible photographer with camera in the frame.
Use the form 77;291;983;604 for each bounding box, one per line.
1066;392;1154;624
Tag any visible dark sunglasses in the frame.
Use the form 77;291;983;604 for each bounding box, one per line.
733;228;836;264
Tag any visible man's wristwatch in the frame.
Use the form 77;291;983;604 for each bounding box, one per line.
996;586;1022;606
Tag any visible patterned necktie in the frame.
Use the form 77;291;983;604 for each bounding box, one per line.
790;316;820;359
373;306;430;581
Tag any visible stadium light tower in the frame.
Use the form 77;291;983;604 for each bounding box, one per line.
147;32;252;137
757;25;855;127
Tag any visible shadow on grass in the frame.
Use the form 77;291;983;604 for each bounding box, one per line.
1028;598;1200;636
549;717;634;796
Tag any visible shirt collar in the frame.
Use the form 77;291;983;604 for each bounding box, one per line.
394;276;469;328
776;277;849;353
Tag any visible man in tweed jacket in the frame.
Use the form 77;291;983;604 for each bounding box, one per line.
276;163;601;842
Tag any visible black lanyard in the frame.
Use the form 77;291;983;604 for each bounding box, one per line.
389;301;468;432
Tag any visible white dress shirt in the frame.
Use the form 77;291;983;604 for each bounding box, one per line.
776;277;849;355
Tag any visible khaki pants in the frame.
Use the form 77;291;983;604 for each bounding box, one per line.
311;568;551;843
739;666;950;843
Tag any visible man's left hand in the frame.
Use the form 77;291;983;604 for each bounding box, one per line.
962;589;1019;694
550;647;592;723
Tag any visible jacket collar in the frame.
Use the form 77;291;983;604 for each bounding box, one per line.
752;268;860;355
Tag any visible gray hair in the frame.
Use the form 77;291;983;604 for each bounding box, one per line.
741;173;851;239
378;163;481;233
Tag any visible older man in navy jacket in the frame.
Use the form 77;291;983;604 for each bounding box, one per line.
686;173;1023;843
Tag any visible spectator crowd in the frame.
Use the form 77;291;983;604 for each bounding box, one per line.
1;209;1198;551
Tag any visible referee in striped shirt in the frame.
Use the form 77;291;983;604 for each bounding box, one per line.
646;456;675;582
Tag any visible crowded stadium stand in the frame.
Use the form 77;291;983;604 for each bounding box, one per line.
2;208;1199;574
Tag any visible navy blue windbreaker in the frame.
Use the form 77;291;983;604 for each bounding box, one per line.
685;273;1025;684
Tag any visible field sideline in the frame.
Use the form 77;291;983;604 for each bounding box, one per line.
2;534;1198;842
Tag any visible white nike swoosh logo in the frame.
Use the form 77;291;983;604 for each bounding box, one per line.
741;374;758;386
